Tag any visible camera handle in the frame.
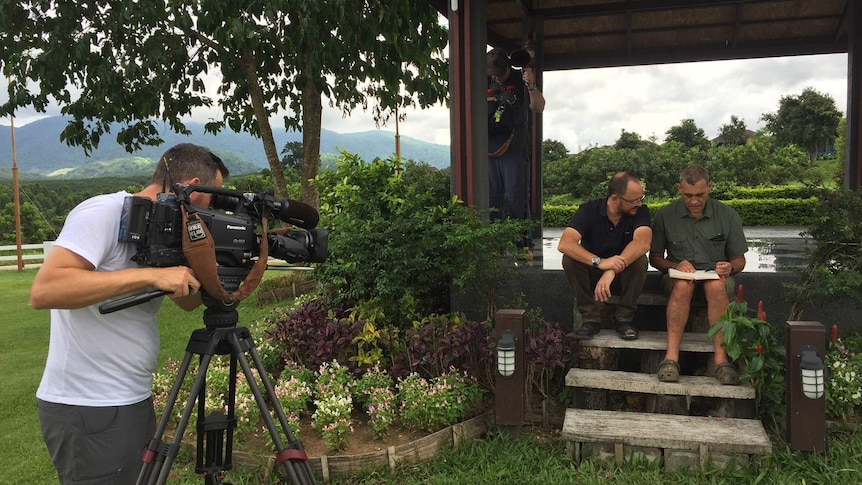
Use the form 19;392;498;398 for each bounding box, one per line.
99;289;169;314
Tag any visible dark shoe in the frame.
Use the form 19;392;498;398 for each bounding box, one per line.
576;323;600;340
616;322;639;341
657;359;680;382
715;362;740;385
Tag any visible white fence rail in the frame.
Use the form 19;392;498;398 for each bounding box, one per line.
0;241;54;263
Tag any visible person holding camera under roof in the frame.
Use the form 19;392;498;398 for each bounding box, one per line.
649;165;748;385
31;143;229;485
558;172;652;341
486;47;545;257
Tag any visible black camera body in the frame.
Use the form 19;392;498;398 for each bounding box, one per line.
119;184;327;290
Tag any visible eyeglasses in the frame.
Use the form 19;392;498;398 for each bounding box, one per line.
618;194;645;205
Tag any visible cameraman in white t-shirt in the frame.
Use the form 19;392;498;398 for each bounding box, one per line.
31;143;229;485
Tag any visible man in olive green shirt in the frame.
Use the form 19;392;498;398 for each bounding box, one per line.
649;166;748;385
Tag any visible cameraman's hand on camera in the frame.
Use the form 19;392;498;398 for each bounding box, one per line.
157;266;203;310
31;247;200;310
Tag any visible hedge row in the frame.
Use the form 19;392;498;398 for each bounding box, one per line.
543;197;819;228
712;185;821;201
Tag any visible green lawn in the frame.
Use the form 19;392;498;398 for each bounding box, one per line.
0;269;56;483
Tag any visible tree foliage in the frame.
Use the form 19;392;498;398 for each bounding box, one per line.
281;141;304;175
0;1;448;204
542;140;569;163
762;87;842;159
665;118;710;151
614;129;643;149
716;115;750;146
542;136;813;201
708;137;810;187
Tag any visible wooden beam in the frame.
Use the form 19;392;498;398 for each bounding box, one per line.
847;0;862;190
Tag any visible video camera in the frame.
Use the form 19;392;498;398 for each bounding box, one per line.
119;184;328;291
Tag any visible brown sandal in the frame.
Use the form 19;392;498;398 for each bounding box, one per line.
657;359;680;382
715;362;740;385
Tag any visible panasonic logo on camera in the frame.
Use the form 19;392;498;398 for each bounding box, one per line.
226;224;247;231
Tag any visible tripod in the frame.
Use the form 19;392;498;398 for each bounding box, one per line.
137;293;317;485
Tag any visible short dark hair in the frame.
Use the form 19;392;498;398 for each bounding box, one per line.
150;143;229;189
679;165;710;185
608;172;640;196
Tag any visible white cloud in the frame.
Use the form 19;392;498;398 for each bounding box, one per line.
2;53;849;154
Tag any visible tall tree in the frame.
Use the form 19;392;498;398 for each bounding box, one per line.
716;115;750;146
665;119;710;151
542;139;569;163
281;141;304;174
0;1;448;205
614;129;642;149
762;87;842;160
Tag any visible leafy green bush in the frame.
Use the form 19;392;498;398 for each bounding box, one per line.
316;154;531;327
397;370;484;432
825;335;862;420
786;188;862;320
724;198;819;226
713;184;820;200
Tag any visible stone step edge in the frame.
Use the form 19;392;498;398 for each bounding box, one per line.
561;408;772;455
565;368;755;400
579;329;715;352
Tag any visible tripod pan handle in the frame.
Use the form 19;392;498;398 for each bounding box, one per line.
99;290;169;314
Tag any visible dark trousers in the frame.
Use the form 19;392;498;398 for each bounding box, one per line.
562;254;649;325
38;397;156;485
489;150;531;222
489;149;532;247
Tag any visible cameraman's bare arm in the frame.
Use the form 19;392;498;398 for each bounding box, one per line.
30;247;201;310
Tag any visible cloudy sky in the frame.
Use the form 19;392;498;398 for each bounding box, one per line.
2;53;848;154
321;52;849;151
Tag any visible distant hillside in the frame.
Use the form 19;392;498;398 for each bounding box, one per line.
0;116;450;177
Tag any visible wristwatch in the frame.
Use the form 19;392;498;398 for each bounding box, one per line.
592;256;602;268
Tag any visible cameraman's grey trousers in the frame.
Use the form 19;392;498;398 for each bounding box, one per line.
38;397;155;485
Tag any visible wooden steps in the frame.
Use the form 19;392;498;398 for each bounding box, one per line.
578;329;714;352
562;328;772;470
566;368;755;400
562;409;772;455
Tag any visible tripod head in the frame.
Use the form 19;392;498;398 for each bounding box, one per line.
200;290;240;329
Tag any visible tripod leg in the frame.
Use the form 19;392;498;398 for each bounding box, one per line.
138;351;195;485
228;330;317;485
151;352;217;485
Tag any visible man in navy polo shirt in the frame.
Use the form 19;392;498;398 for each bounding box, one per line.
557;172;652;340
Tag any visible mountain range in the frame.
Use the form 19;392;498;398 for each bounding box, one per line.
0;116;450;179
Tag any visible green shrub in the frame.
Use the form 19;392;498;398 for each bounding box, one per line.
724;198;819;226
786;188;862;320
713;184;820;200
542;196;819;227
315;154;531;327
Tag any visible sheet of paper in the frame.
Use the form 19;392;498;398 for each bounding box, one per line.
668;268;720;280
